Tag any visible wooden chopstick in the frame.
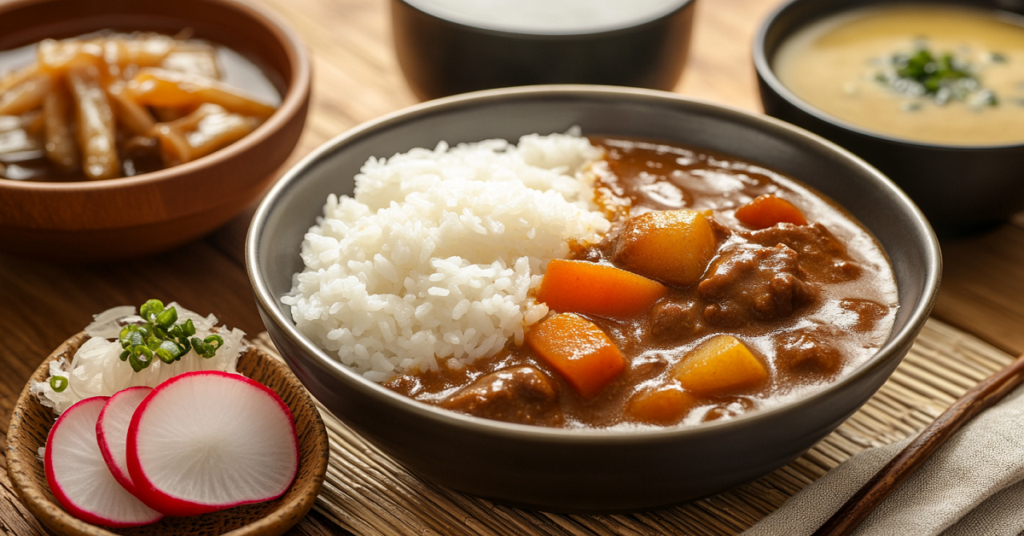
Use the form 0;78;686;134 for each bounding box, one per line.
813;351;1024;536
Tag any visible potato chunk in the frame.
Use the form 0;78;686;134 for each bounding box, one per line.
526;313;626;398
612;209;716;287
675;335;768;396
626;384;697;425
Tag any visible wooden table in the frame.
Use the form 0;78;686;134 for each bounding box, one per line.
3;0;1024;534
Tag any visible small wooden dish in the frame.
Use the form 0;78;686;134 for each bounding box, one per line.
0;0;311;261
5;332;329;536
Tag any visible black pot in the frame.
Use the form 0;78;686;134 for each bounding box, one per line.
754;0;1024;237
391;0;696;100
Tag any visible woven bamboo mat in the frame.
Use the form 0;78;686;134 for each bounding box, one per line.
253;318;1014;536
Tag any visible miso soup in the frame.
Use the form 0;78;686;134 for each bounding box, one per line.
774;5;1024;146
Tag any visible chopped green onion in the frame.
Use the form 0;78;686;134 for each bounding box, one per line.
157;339;183;362
156;307;177;328
140;299;164;322
156;348;176;364
49;376;68;392
129;346;153;372
877;42;999;107
115;299;224;373
205;334;224;349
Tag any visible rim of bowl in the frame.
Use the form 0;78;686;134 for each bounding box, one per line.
395;0;696;38
248;84;941;444
753;0;1024;152
0;0;311;194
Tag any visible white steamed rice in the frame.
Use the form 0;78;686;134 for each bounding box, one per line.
285;131;611;382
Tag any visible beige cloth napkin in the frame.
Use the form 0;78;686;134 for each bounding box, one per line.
744;384;1024;536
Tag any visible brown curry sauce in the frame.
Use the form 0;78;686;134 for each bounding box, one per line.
385;137;898;429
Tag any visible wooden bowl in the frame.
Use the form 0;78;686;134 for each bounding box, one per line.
6;332;329;536
0;0;311;261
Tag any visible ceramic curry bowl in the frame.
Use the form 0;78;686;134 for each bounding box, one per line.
248;86;940;512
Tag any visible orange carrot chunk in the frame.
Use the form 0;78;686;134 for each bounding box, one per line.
537;259;669;318
526;313;626;398
626;384;697;425
675;335;768;396
735;194;807;229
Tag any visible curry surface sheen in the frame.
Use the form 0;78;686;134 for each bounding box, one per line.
385;137;898;429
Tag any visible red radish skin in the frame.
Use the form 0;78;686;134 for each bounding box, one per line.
96;386;152;495
45;397;163;527
127;371;299;516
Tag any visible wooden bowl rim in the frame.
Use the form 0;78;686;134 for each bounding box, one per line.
0;0;312;195
5;331;329;536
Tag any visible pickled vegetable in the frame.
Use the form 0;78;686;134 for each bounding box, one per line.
0;73;51;116
0;112;44;159
67;65;119;180
154;104;260;165
161;42;220;79
0;31;278;181
127;68;276;118
106;82;156;136
42;86;79;172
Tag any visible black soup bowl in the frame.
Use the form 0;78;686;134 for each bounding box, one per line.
755;0;1024;237
391;0;695;100
247;86;941;512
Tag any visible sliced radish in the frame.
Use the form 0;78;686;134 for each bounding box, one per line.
127;371;298;516
96;386;152;495
45;397;163;527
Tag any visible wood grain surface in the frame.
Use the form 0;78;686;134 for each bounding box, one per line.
2;0;1024;534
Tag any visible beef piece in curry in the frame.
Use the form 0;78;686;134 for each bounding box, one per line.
385;137;898;428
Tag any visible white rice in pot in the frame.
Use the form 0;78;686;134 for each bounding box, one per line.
285;131;611;382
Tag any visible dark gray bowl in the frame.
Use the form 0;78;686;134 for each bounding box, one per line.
391;0;695;100
755;0;1024;238
247;86;941;512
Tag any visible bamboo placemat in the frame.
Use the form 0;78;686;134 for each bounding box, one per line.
253;318;1014;536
